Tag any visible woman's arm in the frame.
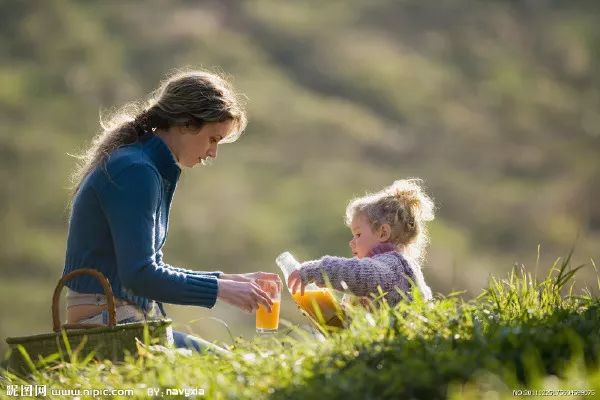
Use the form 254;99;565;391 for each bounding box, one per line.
219;272;280;282
157;251;280;283
156;250;223;277
99;163;222;307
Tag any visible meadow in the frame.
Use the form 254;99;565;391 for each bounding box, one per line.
1;251;598;399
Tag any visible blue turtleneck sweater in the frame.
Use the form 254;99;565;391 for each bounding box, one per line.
63;133;221;316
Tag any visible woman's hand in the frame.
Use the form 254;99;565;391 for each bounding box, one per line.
216;279;273;313
287;269;306;296
219;272;281;283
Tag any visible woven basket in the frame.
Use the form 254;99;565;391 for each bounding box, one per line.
5;268;173;375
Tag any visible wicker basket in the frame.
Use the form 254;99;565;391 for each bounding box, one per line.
4;268;173;375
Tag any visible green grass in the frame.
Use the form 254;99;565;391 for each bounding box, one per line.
1;253;599;399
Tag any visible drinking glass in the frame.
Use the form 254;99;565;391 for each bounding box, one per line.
255;279;282;333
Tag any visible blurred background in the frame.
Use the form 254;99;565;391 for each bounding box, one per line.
1;0;598;353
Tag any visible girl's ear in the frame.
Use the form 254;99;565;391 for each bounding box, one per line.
378;224;391;242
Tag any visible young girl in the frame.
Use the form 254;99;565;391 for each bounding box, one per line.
288;179;434;306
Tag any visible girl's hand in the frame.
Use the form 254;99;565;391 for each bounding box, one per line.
287;269;306;296
216;279;273;313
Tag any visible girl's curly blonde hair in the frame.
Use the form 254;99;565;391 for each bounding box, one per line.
345;178;435;267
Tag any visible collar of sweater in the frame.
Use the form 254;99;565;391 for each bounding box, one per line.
367;242;397;257
141;133;181;184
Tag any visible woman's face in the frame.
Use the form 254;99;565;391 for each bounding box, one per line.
177;119;234;168
349;213;384;258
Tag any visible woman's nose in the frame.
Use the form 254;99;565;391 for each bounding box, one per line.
207;145;218;158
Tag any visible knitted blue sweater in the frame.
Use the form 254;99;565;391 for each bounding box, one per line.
63;133;221;316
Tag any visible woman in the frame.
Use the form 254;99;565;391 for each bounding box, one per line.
63;69;278;354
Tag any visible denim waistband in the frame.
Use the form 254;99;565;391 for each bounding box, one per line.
65;288;163;324
65;287;135;307
76;303;163;325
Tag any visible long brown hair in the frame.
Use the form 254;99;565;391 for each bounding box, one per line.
69;69;247;196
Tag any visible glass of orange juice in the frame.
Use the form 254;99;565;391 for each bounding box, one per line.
255;279;282;334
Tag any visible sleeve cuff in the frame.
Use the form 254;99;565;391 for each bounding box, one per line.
191;270;223;278
168;265;223;278
180;275;220;308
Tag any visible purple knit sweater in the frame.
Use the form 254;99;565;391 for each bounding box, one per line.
298;243;423;306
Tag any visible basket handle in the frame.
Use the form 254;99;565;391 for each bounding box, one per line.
52;268;117;331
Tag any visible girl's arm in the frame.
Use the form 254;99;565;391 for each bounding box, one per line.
298;254;413;297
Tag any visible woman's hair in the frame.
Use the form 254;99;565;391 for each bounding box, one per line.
69;69;247;196
345;178;435;264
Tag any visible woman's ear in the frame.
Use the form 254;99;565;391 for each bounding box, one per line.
378;224;391;242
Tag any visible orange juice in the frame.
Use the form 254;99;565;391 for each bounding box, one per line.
292;289;343;326
255;300;281;331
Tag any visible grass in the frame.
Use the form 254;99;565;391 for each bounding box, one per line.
1;252;599;399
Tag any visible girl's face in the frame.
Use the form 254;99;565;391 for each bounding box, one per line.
349;213;388;258
177;119;234;168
